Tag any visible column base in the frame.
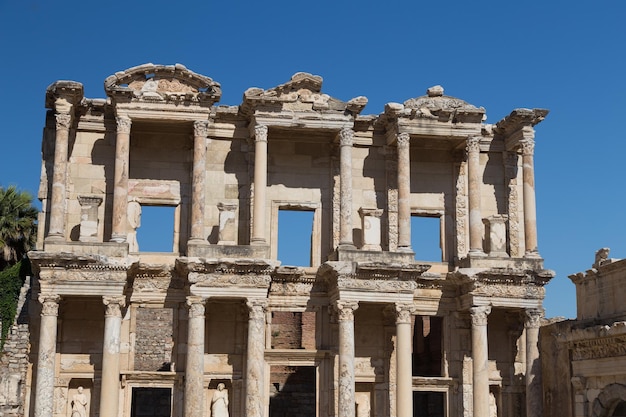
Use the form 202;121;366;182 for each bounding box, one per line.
525;249;542;259
468;249;487;257
250;238;267;245
110;234;127;243
44;233;64;242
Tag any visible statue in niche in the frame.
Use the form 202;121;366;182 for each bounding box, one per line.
127;201;141;252
71;386;88;417
489;391;497;417
211;383;229;417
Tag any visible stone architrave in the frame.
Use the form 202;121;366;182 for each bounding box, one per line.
396;133;411;251
483;215;508;257
77;196;102;242
520;138;539;256
251;125;268;245
46;110;72;241
338;128;355;249
395;303;415;417
34;294;60;417
359;208;383;251
185;296;206;417
190;120;209;244
466;136;485;256
245;299;267;417
470;305;491;417
217;202;237;245
525;308;543;417
334;300;359;417
111;116;131;243
99;296;125;417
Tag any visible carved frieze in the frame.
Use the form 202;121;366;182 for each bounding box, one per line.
571;335;626;361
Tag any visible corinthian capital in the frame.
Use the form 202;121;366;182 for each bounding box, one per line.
396;132;410;148
186;296;206;318
466;136;481;154
55;113;72;130
246;299;268;321
395;303;416;324
116;116;132;134
524;308;543;329
469;305;491;326
520;138;535;156
338;128;354;147
333;300;359;322
39;294;60;317
103;296;126;317
254;124;268;142
193;120;209;138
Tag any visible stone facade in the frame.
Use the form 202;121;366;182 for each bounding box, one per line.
3;64;554;417
541;249;626;417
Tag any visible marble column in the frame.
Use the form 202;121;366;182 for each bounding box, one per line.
99;296;125;417
470;306;491;417
396;133;412;251
335;300;359;417
467;136;485;255
34;294;60;417
520;138;539;256
245;299;267;417
395;303;415;417
251;125;268;245
525;309;543;417
185;296;206;417
46;110;72;241
338;128;355;249
111;116;131;242
190;121;209;244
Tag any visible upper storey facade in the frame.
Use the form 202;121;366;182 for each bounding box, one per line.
39;63;547;271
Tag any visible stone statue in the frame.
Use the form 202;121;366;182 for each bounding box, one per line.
127;201;141;252
593;247;610;269
489;391;497;417
211;383;229;417
71;386;88;417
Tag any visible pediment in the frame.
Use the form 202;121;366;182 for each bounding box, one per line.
104;63;221;104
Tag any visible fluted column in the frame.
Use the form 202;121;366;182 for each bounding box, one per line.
525;309;543;417
395;303;415;417
335;300;359;417
467;136;485;255
251;125;268;245
338;128;355;248
470;305;491;417
185;296;206;417
190;121;209;243
99;296;125;417
396;133;412;251
46;110;72;241
520;138;538;256
34;294;60;417
111;116;131;242
245;299;267;417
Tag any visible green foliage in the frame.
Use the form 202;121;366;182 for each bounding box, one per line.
0;185;38;270
0;259;29;346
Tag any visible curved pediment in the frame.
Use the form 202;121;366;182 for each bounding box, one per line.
104;63;221;104
242;72;367;116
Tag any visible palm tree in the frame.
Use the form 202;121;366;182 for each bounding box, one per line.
0;186;38;270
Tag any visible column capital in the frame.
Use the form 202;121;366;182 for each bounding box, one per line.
334;300;359;322
524;308;543;328
193;120;209;138
186;296;206;318
246;299;268;320
466;136;481;153
103;296;126;317
395;303;416;324
55;112;72;130
396;132;410;148
38;294;60;316
469;305;491;326
520;138;535;156
116;116;131;134
338;128;354;147
254;124;268;142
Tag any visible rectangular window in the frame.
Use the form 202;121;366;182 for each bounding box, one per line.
413;391;445;417
131;387;171;417
278;210;314;267
411;215;442;261
413;316;443;377
269;366;316;417
134;205;176;252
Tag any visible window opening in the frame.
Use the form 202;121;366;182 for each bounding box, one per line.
411;215;442;261
278;210;314;266
269;366;316;417
412;316;443;377
413;391;445;417
134;205;176;252
131;387;171;417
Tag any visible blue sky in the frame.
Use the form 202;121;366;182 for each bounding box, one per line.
1;1;625;319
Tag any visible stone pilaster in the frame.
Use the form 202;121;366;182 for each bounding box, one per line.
46;110;72;241
99;296;125;417
245;299;267;417
467;136;485;255
334;300;359;417
470;305;491;417
520;138;539;256
185;296;206;417
338;128;355;248
396;133;411;251
395;303;415;417
190;121;209;244
504;152;521;257
251;125;268;245
34;294;60;417
525;308;543;417
111;116;131;242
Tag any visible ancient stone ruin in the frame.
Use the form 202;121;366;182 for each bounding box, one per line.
0;63;555;417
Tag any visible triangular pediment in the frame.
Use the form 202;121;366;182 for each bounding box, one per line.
104;63;221;104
